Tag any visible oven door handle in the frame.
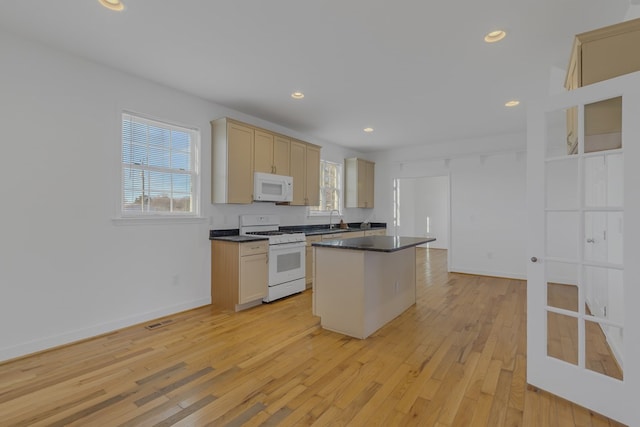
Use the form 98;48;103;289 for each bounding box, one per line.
270;242;306;250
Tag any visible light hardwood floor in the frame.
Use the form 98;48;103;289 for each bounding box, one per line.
0;248;626;426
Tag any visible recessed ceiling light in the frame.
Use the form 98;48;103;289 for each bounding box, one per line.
363;127;374;133
99;0;124;11
484;30;506;43
291;91;305;99
505;100;520;107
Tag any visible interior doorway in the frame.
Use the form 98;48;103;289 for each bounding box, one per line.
393;175;449;250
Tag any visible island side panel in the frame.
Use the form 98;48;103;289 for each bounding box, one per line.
314;247;366;338
363;246;417;338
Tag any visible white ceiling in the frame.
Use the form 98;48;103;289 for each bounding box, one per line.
0;1;632;151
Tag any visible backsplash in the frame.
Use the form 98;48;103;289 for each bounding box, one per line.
208;201;380;230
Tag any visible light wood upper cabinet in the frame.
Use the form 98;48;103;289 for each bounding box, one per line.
212;117;319;204
211;118;254;204
345;157;375;208
305;144;321;206
254;130;275;174
290;140;321;206
254;131;291;175
290;141;306;205
273;136;290;176
565;17;640;153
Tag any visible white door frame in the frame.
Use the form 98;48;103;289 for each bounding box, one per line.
527;71;640;425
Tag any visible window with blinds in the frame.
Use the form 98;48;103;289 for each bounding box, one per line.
309;160;343;215
121;112;200;216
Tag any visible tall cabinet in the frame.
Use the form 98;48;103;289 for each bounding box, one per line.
344;158;375;208
565;17;640;154
290;140;320;206
211;118;254;204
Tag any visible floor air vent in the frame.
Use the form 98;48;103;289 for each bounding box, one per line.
145;319;174;330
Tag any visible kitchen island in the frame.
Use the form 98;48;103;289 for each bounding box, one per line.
312;236;435;339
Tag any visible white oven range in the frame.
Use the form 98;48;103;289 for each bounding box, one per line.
239;215;306;302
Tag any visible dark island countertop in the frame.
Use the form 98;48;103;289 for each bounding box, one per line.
210;235;268;243
312;236;435;253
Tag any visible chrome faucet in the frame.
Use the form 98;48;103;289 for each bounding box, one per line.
329;210;340;229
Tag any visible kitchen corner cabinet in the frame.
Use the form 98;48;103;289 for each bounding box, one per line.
211;240;268;311
290;140;321;206
344;158;375;208
211;118;254;203
254;132;291;176
565;17;640;154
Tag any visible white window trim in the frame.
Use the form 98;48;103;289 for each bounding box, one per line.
116;111;202;222
308;159;343;217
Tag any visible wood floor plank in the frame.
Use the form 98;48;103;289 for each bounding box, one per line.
0;248;627;426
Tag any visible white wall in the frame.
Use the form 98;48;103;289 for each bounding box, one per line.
414;176;449;249
396;177;449;249
449;153;527;278
0;30;374;362
396;179;416;236
373;134;527;279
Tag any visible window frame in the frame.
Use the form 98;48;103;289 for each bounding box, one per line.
308;159;343;217
119;111;201;220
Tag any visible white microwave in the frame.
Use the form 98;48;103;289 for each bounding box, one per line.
254;172;293;202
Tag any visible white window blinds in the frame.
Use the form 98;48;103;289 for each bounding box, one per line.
121;113;199;216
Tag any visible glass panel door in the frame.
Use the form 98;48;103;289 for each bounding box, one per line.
527;72;640;425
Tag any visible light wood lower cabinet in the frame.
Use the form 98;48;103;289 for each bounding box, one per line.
211;240;268;311
365;228;386;236
305;235;322;288
305;230;373;288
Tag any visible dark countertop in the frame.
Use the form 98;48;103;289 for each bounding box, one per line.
312;236;435;253
210;222;387;240
303;226;386;237
280;222;386;236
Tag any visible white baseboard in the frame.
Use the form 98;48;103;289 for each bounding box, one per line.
449;266;526;281
0;297;211;363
